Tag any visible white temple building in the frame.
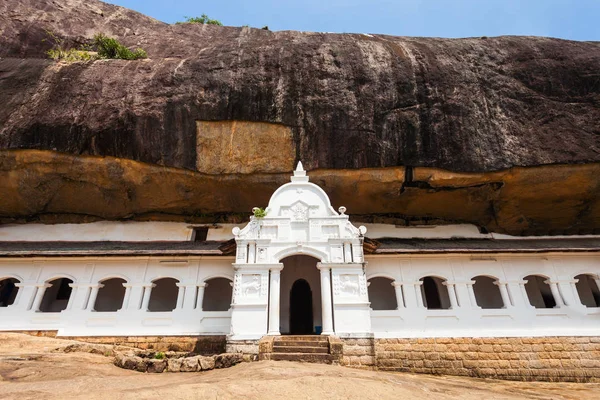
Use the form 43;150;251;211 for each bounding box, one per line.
1;162;599;347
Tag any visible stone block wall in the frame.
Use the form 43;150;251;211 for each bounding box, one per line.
339;338;376;369
374;337;600;382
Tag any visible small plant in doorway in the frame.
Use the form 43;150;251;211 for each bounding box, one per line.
252;207;267;218
154;352;165;360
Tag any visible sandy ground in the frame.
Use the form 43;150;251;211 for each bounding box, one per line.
0;333;599;400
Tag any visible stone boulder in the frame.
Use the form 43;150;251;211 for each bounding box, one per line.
214;353;244;369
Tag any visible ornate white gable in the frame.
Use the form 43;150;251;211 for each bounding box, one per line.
232;162;367;264
229;162;371;338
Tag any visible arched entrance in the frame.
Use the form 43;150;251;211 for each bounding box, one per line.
279;255;322;335
290;279;313;334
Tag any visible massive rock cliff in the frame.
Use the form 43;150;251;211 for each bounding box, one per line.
1;0;599;234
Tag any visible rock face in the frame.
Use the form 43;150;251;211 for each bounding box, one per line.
0;0;599;234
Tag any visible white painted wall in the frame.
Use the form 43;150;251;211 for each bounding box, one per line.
0;256;234;336
0;221;241;242
366;253;600;338
0;252;599;338
4;220;599;242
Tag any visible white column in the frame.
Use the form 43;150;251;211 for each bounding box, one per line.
466;281;479;308
121;285;132;310
392;282;405;309
12;284;36;310
195;283;207;310
319;266;334;335
414;282;425;308
267;267;282;335
182;284;197;310
140;284;155;311
65;284;79;311
569;279;581;306
444;282;459;309
495;281;513;308
85;285;103;311
31;284;51;311
556;280;579;307
175;283;185;310
510;280;532;308
546;280;565;307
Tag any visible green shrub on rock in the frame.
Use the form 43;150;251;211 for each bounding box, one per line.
93;34;147;60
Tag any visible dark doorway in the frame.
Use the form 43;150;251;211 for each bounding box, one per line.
290;279;313;334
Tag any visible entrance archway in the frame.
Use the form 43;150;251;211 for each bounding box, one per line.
279;255;322;335
290;279;313;334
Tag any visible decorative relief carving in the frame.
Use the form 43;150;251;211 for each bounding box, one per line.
232;272;242;302
339;274;360;296
343;221;359;238
358;274;368;297
261;274;269;296
241;274;261;298
332;274;340;296
290;202;309;221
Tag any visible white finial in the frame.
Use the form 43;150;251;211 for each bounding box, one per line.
291;160;309;182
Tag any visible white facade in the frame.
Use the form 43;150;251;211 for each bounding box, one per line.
0;163;599;340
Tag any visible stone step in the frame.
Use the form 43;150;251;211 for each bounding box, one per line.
276;335;325;341
272;345;329;354
273;340;329;348
270;353;333;363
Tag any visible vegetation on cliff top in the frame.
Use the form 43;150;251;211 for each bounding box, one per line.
176;14;223;26
46;32;147;62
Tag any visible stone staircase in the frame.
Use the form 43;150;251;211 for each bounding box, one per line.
260;335;339;364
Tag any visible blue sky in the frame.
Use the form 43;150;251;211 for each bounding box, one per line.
107;0;599;40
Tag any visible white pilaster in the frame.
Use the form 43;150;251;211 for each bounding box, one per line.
85;284;103;311
414;281;425;308
121;285;132;310
181;284;197;310
444;282;459;309
465;281;480;308
495;281;513;308
12;284;40;311
175;283;185;310
267;267;282;335
318;265;334;335
140;284;155;311
546;280;565;307
31;284;51;311
392;281;405;309
195;283;207;310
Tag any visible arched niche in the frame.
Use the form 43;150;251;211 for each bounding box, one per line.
39;277;73;312
575;274;600;308
0;277;20;307
420;276;451;310
368;277;397;310
524;275;556;309
148;278;179;312
472;275;504;309
202;278;233;311
94;278;127;312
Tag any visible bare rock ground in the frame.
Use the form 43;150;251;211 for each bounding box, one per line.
0;333;598;400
